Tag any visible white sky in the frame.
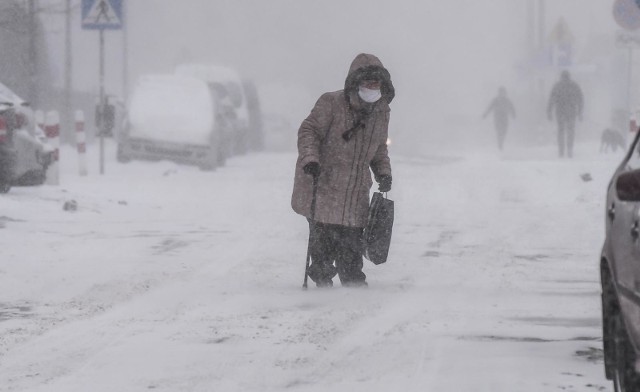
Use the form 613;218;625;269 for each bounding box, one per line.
39;0;616;94
38;0;625;151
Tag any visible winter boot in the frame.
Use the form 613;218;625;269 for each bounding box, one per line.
307;263;337;288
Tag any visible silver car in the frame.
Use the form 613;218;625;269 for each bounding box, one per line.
0;83;53;193
601;130;640;391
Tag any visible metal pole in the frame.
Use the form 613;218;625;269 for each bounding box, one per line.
99;28;105;175
628;47;633;114
538;0;545;49
27;0;38;107
122;0;128;102
527;0;535;51
64;0;72;144
527;0;536;124
302;175;319;290
537;0;547;114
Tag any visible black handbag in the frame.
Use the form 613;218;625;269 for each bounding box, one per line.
363;192;394;265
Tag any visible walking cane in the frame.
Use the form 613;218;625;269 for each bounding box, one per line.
302;175;319;290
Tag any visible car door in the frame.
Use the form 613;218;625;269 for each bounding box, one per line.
609;177;640;291
13;128;41;178
610;133;640;345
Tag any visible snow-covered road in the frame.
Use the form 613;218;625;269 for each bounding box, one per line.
0;140;620;391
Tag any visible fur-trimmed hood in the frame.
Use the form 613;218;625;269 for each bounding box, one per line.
344;53;395;104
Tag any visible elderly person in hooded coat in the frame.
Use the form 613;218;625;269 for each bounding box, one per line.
291;53;395;288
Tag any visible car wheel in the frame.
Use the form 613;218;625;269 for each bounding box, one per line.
613;312;640;392
200;140;221;171
117;145;131;163
199;161;216;171
233;132;248;155
199;152;217;172
602;273;617;380
0;183;10;193
217;145;226;166
33;170;46;185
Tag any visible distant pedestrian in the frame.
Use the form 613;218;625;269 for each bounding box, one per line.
291;53;394;288
483;87;516;151
547;70;584;158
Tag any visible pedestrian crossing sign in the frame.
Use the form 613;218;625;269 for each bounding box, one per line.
82;0;123;30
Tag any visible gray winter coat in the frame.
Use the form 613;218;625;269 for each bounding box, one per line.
483;95;516;131
291;53;394;228
547;75;584;120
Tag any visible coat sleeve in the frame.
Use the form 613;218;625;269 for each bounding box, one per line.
547;86;557;117
483;99;495;119
370;113;392;180
297;93;334;167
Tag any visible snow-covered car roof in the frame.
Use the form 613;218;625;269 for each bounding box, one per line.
175;64;243;85
128;74;215;145
0;82;27;110
175;64;248;116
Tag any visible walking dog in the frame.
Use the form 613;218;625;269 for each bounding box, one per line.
600;128;626;153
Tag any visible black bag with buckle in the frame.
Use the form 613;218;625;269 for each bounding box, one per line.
363;192;394;265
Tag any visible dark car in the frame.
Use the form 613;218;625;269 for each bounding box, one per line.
601;129;640;391
0;83;53;193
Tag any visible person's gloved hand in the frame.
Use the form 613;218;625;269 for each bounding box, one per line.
303;162;320;178
378;175;392;192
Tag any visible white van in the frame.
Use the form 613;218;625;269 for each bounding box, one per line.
175;64;253;156
117;74;228;170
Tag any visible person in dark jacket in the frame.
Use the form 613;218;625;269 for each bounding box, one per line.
291;53;394;288
483;87;516;151
547;70;584;158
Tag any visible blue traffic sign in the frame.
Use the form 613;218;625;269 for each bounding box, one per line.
81;0;123;30
614;0;640;31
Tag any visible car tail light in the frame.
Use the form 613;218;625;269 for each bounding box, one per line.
0;117;7;143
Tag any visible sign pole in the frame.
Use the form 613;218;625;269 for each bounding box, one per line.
99;27;105;175
81;0;124;175
629;48;633;115
613;0;640;133
122;1;128;102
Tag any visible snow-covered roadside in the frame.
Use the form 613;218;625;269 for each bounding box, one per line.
0;140;621;391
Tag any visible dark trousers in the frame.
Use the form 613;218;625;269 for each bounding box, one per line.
307;220;366;285
557;116;576;158
495;125;507;151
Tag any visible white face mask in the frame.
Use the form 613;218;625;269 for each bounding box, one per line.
358;86;382;103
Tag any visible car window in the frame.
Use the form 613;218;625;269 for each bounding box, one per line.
225;82;243;107
625;132;640;170
616;168;640;201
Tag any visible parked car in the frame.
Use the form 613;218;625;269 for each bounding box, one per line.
601;129;640;391
175;64;263;155
0;83;53;193
117;74;228;170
